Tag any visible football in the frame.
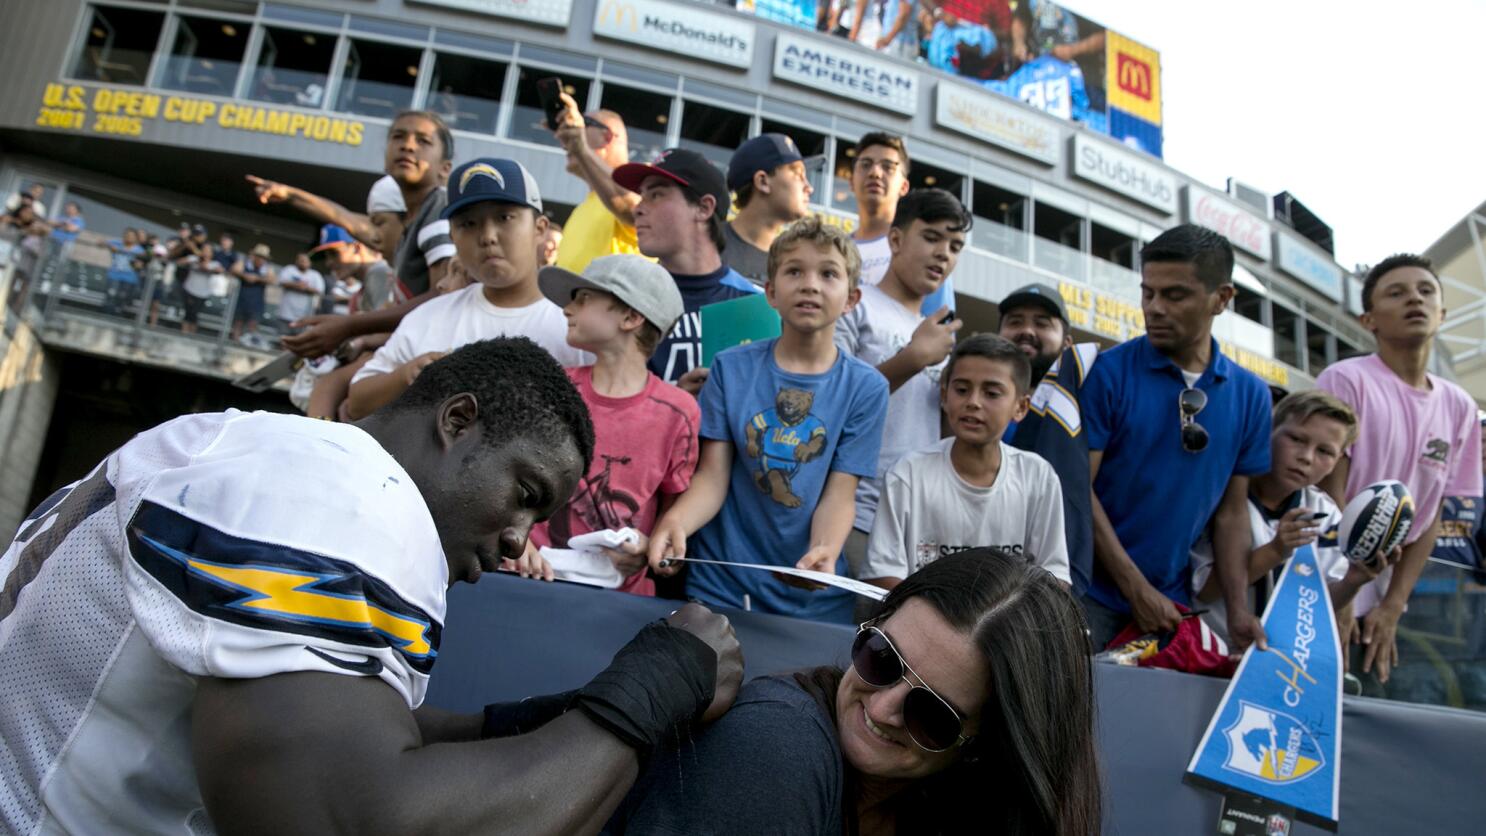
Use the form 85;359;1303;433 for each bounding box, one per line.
1337;480;1415;569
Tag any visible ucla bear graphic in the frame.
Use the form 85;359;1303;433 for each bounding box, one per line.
745;388;827;508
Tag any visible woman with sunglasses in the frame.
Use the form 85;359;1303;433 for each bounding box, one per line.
605;549;1101;835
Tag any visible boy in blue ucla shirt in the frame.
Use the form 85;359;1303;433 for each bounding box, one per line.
649;217;889;623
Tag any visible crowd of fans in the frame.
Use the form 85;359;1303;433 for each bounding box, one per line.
2;96;1483;833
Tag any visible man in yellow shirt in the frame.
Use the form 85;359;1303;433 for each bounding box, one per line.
553;94;644;272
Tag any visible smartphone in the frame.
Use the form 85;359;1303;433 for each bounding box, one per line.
536;77;565;131
1298;511;1329;523
938;309;956;325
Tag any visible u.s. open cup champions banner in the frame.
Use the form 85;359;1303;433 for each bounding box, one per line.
1185;545;1343;830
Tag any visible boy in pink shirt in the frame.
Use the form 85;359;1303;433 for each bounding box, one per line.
519;254;699;595
1317;253;1482;685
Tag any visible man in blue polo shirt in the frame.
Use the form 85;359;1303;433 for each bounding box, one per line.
1082;224;1272;653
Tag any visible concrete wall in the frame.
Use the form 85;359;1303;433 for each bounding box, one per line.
0;306;61;540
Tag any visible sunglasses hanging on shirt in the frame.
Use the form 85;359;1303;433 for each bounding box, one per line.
1179;387;1209;453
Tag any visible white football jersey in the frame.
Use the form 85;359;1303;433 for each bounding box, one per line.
0;411;446;835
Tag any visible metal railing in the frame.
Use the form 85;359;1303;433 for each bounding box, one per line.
3;234;280;376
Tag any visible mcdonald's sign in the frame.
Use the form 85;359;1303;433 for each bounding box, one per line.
1105;30;1162;126
592;0;754;68
1117;53;1152;101
596;0;639;30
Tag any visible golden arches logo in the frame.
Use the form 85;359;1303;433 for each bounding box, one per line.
598;0;640;31
1117;53;1152;100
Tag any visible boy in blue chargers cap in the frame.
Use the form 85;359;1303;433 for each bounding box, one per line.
723;133;814;287
348;158;592;418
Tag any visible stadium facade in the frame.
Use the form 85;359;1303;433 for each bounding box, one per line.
0;0;1374;532
1425;198;1486;407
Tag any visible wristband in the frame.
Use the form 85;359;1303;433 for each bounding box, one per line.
573;620;717;754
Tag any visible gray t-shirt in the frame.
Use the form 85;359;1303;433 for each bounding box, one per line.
721;222;770;288
392;186;452;299
358;261;395;312
865;437;1072;584
834;283;943;532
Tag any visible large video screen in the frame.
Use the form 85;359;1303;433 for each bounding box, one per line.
738;0;1163;157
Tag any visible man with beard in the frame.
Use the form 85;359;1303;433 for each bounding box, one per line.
1000;283;1096;597
997;282;1072;384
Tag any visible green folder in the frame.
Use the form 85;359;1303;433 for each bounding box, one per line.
700;293;781;366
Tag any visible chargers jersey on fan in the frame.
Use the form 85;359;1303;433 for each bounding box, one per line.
0;411;447;835
994;54;1092;122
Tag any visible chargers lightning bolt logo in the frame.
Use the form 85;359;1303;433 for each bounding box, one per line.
137;533;434;659
128;501;440;672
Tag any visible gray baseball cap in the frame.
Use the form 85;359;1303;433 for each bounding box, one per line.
999;282;1069;323
539;254;683;335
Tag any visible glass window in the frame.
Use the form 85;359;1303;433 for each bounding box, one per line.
434;30;512;58
1090;222;1136;268
263;3;343;28
348;16;428;43
336;38;423;119
426;52;507;134
159;15;250;95
71;5;165;85
1306;319;1329;373
1034;203;1081;249
600;83;673;164
1335;337;1361;361
760;120;827;206
1234;285;1264;323
970;180;1027;259
248;26;336;107
679;101;750;173
508;68;592;148
682;77;755;109
1272;302;1301;368
908;160;964;203
1032;203;1083;281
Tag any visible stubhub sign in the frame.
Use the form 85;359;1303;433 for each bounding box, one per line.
1071;134;1176;214
594;0;753;69
773;31;918;116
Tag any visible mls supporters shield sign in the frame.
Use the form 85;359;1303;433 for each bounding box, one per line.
1185;546;1342;830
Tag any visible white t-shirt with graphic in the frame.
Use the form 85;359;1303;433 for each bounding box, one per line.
835;283;942;532
355;284;591;383
864;438;1070;583
854;235;893;287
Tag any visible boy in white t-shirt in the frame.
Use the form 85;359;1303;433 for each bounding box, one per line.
863;334;1071;587
835;189;967;580
1190;390;1396;643
347;158;590;418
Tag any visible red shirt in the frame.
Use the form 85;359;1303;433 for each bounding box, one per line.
529;367;700;595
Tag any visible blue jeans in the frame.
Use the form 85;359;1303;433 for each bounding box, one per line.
1081;596;1131;652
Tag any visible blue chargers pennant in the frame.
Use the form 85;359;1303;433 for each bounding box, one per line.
1184;545;1343;830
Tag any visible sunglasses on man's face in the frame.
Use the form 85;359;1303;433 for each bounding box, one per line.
851;624;972;753
1179;386;1209;453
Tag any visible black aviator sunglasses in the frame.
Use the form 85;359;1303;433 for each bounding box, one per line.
851;624;972;753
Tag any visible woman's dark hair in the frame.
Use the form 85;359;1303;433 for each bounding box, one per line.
880;550;1102;836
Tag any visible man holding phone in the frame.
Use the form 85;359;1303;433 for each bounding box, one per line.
548;81;645;274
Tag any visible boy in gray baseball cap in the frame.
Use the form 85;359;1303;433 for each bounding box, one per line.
525;254;698;596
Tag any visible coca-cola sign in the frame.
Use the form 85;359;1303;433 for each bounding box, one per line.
1183;186;1271;260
